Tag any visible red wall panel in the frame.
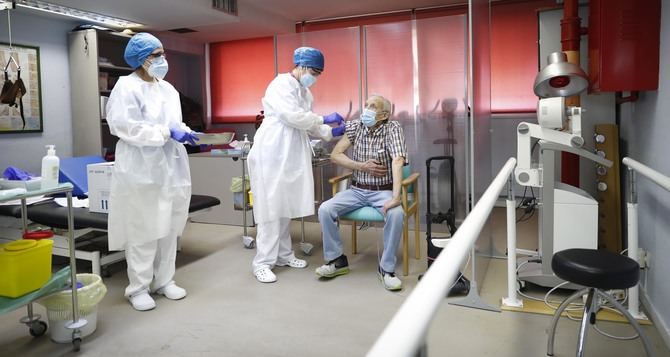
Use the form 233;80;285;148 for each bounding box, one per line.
209;37;275;123
490;0;556;113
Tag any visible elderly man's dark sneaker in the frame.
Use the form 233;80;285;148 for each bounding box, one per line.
315;255;350;278
378;267;402;291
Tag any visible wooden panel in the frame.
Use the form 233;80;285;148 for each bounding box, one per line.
595;123;622;253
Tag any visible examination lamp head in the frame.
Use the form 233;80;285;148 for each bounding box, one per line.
124;32;163;69
293;47;324;71
533;52;588;98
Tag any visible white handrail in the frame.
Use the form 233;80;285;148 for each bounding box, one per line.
622;157;670;192
367;158;517;357
622;157;670;320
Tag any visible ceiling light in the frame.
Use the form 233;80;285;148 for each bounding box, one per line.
13;0;144;29
533;52;588;98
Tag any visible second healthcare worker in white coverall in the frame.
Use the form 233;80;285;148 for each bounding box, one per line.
106;33;200;311
248;47;346;283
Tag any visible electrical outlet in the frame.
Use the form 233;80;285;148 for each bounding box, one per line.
609;289;626;301
638;248;649;269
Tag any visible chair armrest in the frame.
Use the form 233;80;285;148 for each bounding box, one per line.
328;172;352;185
329;172;353;196
401;172;420;187
401;172;420;212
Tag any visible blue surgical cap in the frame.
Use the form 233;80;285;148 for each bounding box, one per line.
293;47;324;71
124;33;163;69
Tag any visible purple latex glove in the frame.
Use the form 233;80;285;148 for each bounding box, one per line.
323;112;343;125
3;166;34;181
331;122;345;137
170;128;200;146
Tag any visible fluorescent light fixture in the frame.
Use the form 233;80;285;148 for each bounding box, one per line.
14;0;144;28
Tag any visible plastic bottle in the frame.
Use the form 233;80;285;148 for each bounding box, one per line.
40;145;60;190
241;134;251;155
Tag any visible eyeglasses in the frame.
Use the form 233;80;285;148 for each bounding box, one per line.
308;67;322;76
148;52;166;59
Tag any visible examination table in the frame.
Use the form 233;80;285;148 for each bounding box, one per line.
0;194;220;276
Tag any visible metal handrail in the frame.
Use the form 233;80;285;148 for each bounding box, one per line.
622;157;670;192
367;157;517;357
622;157;670;320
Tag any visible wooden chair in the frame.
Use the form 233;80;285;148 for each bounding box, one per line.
328;166;420;276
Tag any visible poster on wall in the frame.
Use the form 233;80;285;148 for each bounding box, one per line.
0;42;42;133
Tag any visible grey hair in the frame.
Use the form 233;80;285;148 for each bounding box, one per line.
368;94;392;114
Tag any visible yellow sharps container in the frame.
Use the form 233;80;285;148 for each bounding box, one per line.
0;239;53;298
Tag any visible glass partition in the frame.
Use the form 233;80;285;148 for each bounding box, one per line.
366;16;468;231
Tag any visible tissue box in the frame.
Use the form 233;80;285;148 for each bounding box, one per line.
87;162;113;213
0;177;42;191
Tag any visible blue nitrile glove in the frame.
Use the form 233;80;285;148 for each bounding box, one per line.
184;131;200;146
170;128;200;145
331;122;345;137
323;112;343;125
170;127;188;142
3;166;33;181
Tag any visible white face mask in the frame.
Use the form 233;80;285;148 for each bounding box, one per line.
147;56;169;80
300;73;317;88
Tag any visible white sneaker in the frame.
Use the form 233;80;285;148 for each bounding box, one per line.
378;268;402;291
277;257;308;269
129;292;156;311
254;267;277;283
155;283;187;300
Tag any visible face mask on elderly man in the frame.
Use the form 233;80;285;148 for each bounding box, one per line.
361;108;377;127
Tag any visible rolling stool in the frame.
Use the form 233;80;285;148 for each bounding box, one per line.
546;248;654;357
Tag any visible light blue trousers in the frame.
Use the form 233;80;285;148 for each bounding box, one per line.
317;187;404;273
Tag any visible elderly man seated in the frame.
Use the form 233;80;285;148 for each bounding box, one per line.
315;94;407;291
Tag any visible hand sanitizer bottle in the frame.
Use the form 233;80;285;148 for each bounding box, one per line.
242;134;251;155
40;145;60;190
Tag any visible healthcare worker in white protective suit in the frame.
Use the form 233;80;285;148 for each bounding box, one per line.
248;47;346;283
106;33;200;311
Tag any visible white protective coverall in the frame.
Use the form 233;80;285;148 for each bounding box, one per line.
248;73;333;272
106;72;192;297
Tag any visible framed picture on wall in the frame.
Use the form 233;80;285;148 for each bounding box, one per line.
0;42;42;133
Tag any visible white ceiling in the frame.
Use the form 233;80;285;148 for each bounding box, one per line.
21;0;467;43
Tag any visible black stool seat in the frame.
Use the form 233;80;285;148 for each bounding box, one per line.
552;248;640;290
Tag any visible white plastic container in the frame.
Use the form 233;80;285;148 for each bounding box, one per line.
40;145;60;190
38;274;107;343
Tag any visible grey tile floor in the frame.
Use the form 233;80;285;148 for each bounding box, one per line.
0;208;668;356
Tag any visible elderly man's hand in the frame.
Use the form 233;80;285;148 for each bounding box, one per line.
359;160;387;177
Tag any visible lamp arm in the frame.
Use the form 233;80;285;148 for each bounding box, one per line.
515;122;584;187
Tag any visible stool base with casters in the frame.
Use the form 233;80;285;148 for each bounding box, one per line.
546;287;654;357
547;248;655;357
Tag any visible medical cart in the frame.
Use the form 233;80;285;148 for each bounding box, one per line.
0;183;87;351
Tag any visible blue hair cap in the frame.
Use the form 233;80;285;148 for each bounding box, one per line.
293;47;324;71
124;32;162;69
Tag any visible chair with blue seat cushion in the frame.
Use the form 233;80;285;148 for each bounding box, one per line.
328;165;420;276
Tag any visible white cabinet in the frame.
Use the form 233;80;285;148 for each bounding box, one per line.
68;29;132;158
189;153;254;226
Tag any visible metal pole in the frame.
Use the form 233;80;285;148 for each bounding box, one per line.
502;174;522;307
626;167;642;318
241;155;247;236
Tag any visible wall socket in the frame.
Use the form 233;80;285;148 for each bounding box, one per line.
638;248;650;269
609;289;626;301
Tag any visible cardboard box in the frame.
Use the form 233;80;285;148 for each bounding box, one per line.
86;162;113;213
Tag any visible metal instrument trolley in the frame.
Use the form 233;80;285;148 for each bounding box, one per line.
0;183;86;351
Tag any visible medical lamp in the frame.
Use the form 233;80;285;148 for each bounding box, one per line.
533;52;588;98
515;52;590;187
